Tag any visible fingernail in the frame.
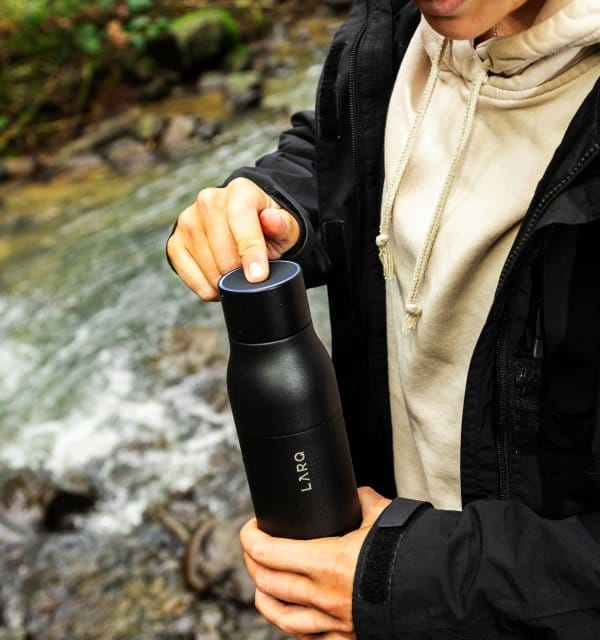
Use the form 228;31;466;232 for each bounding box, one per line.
247;261;264;281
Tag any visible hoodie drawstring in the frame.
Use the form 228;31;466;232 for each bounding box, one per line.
377;39;445;279
377;42;490;335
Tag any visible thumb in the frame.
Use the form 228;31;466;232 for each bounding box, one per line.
358;486;392;527
259;208;301;257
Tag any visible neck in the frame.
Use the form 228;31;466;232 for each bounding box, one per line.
497;0;547;35
476;0;547;43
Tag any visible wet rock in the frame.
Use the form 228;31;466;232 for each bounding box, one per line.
0;470;47;543
197;119;221;142
0;470;97;542
139;71;180;102
1;157;38;181
134;113;167;144
225;71;263;111
197;71;227;94
0;447;288;639
0;504;286;638
149;325;227;382
0;214;36;235
226;45;255;73
42;489;96;533
234;609;294;640
184;513;255;604
0;525;194;639
159;114;201;156
57;107;143;158
166;9;241;74
103;137;156;173
49;153;106;175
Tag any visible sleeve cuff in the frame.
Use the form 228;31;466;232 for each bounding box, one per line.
353;498;432;638
223;168;314;265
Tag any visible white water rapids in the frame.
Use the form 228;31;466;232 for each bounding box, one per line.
0;61;331;535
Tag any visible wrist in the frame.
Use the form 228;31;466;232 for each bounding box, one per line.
352;498;432;639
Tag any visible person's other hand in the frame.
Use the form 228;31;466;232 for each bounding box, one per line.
240;487;391;638
167;177;301;300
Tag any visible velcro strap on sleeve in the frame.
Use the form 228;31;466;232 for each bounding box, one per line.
355;498;431;605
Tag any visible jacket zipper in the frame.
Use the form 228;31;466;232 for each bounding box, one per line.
494;141;600;500
348;2;370;337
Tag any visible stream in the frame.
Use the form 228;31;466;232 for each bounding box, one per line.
0;20;334;639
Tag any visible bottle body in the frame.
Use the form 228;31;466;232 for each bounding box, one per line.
227;325;361;539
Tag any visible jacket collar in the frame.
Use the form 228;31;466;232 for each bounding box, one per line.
530;76;600;229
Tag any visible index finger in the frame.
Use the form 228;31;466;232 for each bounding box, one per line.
239;518;334;576
226;195;269;283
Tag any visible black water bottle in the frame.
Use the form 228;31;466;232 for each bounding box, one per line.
218;260;361;539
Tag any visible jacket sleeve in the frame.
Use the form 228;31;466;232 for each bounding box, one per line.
353;497;600;639
223;109;330;288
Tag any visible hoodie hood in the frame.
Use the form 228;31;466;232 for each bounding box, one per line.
378;0;600;334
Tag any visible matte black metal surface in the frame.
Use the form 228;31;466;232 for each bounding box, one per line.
219;261;311;343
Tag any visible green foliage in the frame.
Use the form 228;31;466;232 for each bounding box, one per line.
127;0;153;12
0;1;274;155
0;0;176;154
3;0;169;60
127;14;170;50
170;8;241;44
74;23;103;55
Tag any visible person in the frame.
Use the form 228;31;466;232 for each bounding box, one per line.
167;0;600;637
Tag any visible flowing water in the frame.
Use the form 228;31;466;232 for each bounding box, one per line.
0;56;331;536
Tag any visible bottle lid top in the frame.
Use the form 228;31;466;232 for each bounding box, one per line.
218;260;311;343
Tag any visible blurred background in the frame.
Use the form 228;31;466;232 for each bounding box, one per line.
0;1;344;637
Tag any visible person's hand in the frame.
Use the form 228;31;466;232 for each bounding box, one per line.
167;177;301;300
240;487;391;639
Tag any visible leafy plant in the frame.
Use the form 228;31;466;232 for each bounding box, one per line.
0;0;175;154
74;23;103;55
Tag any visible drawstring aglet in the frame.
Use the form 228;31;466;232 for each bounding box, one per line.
402;303;422;335
376;233;394;279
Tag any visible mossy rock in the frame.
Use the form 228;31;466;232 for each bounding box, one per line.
167;9;242;73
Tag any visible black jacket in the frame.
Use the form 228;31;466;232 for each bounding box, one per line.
225;0;600;637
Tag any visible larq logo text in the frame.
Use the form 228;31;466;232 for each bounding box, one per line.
294;451;312;492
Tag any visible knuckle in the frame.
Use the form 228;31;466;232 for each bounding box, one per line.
228;177;255;192
339;619;355;634
226;199;251;221
331;549;349;576
215;253;241;273
177;207;198;234
166;235;178;259
249;539;264;561
252;540;270;563
196;187;219;207
237;238;265;259
330;594;349;621
253;567;269;592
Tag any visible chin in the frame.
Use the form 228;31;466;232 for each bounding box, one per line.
422;15;490;40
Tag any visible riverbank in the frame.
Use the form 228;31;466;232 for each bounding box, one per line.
0;9;341;252
0;5;344;185
0;9;335;639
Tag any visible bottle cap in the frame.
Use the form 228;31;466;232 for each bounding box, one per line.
218;261;311;343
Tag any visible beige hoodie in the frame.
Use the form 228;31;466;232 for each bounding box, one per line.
382;0;600;510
